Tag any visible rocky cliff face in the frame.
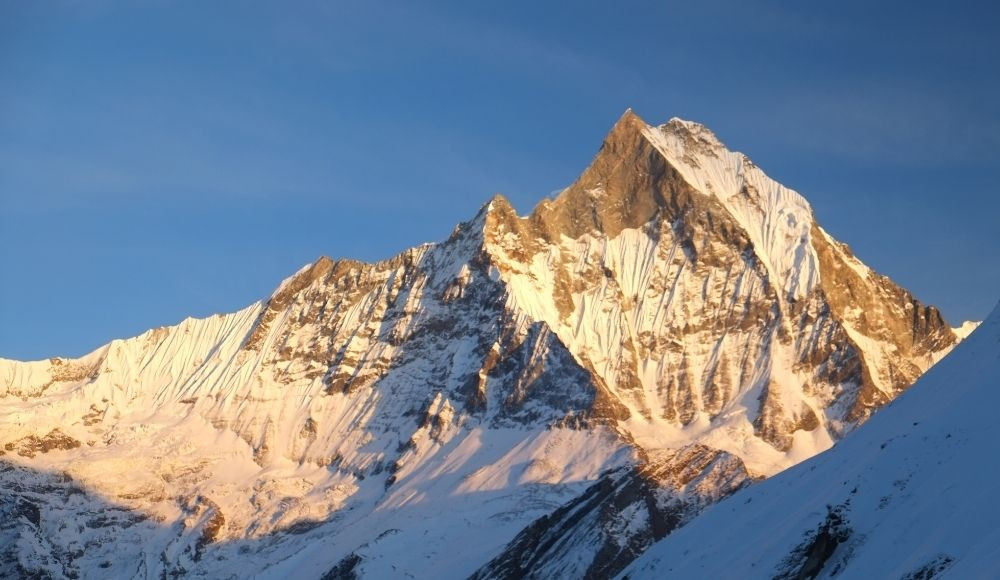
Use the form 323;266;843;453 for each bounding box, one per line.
0;110;962;578
621;303;1000;580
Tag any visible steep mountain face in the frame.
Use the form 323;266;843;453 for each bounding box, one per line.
621;302;1000;579
481;111;959;464
0;110;964;578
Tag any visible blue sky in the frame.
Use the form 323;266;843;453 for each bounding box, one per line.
2;0;998;360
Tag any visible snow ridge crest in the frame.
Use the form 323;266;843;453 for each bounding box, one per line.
636;112;821;300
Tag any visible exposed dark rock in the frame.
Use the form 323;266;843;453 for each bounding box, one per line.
321;553;362;580
4;429;82;458
473;445;753;580
774;504;852;580
899;554;955;580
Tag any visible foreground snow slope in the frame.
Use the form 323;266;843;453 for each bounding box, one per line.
0;110;968;578
623;301;1000;579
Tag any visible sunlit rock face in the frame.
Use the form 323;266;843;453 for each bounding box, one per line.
0;110;960;579
622;304;1000;580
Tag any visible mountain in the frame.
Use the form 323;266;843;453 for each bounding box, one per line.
621;301;1000;579
0;110;965;578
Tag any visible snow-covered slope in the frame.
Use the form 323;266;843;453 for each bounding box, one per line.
471;445;755;580
642;116;820;301
622;301;1000;579
0;110;963;578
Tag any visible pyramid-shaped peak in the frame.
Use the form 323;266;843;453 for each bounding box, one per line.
486;192;514;211
602;108;652;143
605;110;727;155
614;107;647;126
471;193;518;223
553;110;822;302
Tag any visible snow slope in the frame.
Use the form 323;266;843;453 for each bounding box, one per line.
623;301;1000;579
642;117;820;301
471;445;755;580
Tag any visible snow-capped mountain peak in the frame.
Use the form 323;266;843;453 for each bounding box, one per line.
0;110;964;579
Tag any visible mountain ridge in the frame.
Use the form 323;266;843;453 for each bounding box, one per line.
0;110;970;578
